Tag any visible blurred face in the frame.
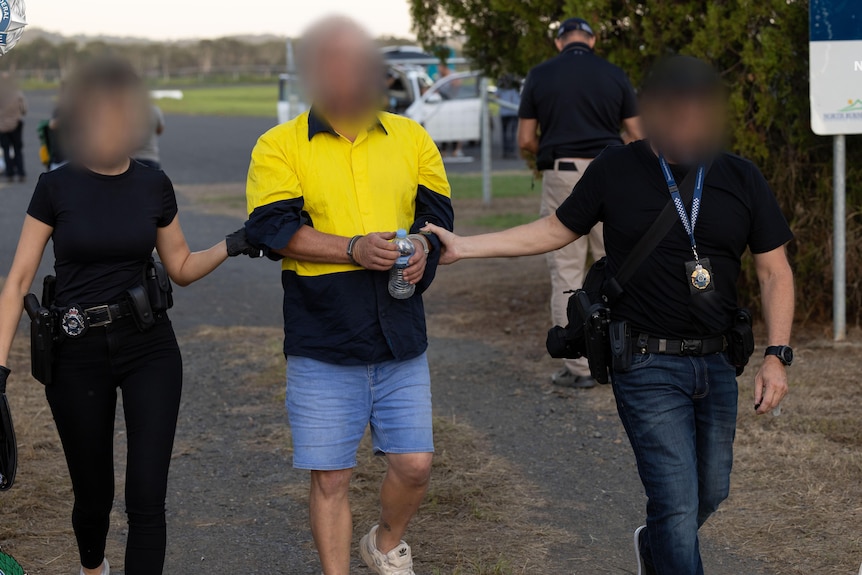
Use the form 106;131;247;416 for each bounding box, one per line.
303;27;382;118
641;92;728;164
72;88;148;167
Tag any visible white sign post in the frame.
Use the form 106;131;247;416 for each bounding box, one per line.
810;0;862;341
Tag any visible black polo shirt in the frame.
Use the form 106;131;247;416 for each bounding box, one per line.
556;140;793;338
519;42;639;168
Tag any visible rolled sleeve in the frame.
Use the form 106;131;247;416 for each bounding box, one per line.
245;130;305;251
412;132;454;293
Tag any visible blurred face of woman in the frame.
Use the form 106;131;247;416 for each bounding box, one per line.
74;88;148;168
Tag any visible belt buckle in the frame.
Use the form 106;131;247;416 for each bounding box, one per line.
681;339;702;355
85;304;113;328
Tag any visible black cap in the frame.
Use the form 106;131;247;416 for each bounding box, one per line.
557;17;594;39
641;55;724;96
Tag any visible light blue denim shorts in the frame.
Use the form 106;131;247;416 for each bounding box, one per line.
285;352;434;470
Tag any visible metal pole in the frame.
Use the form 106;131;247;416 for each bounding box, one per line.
480;77;492;206
833;134;847;341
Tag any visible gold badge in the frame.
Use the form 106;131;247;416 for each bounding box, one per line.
690;264;711;290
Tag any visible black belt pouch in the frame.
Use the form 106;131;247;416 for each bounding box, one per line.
609;321;632;373
145;259;173;313
126;286;155;332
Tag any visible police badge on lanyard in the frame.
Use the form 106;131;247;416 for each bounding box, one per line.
61;306;88;338
658;154;715;295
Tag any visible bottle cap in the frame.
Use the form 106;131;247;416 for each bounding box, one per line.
396;229;407;238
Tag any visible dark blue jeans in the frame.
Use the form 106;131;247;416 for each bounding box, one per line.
613;352;738;575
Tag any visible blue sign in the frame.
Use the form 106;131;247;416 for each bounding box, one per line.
810;0;862;135
811;0;862;42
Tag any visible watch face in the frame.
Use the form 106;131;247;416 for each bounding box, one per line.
782;347;794;364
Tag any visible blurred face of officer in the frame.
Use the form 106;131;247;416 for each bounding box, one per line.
301;18;383;119
80;89;148;165
640;57;728;164
63;59;150;168
641;92;727;164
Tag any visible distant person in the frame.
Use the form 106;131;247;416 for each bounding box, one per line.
133;104;165;170
46;81;69;171
519;17;643;388
0;73;27;182
244;16;453;575
496;75;521;159
0;57;258;575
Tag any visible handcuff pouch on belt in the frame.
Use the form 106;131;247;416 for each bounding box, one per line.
125;258;174;332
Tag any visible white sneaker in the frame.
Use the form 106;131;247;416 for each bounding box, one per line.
79;558;109;575
634;526;656;575
360;525;415;575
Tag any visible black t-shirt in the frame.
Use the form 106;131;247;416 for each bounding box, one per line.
556;140;793;338
27;161;178;307
519;42;639;167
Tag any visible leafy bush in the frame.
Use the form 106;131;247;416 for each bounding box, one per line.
410;0;862;324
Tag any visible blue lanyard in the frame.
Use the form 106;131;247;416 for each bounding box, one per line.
658;154;706;261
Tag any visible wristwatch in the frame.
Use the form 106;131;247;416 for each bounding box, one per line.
764;345;794;366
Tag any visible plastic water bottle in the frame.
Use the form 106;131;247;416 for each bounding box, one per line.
388;229;416;300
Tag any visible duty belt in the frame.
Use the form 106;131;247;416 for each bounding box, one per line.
54;301;135;338
80;302;134;327
634;334;727;356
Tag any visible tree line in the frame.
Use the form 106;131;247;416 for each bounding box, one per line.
0;34;289;81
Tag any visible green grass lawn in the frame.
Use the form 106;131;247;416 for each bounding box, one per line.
155;84;277;117
449;172;537;200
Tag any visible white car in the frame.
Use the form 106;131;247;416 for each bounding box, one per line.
390;66;482;144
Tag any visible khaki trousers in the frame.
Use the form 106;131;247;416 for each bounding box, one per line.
540;159;605;377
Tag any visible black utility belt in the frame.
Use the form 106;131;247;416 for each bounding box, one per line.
633;334;727;356
53;301;135;338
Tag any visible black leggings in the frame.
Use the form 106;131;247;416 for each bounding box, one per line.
46;316;182;574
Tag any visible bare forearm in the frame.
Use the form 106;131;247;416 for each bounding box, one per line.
0;279;28;367
759;266;794;346
172;241;229;287
458;216;578;259
275;226;352;264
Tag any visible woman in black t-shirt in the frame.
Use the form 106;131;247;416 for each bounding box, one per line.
0;59;257;575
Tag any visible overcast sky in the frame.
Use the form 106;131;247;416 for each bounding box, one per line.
27;0;416;40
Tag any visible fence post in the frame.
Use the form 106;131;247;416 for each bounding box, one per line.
480;76;492;207
833;134;847;342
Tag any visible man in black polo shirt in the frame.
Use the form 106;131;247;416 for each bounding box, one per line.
519;17;643;388
425;56;795;575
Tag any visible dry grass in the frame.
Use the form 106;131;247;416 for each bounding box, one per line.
704;333;862;574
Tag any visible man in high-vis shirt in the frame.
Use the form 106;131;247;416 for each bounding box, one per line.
244;17;454;575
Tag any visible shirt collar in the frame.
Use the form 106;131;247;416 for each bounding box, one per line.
308;107;389;141
561;41;593;55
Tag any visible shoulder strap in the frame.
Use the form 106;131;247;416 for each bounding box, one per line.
603;159;713;303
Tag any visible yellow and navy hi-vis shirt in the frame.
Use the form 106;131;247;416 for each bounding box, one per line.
245;110;454;366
